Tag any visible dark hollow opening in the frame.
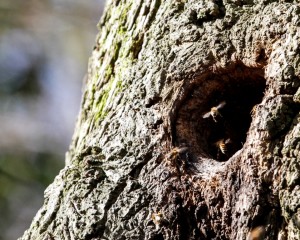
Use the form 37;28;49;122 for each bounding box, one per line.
175;70;266;162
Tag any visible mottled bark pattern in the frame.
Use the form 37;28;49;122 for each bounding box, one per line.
20;0;300;239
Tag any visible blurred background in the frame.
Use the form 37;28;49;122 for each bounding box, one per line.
0;0;104;239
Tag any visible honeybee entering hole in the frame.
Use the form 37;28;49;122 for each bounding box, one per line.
165;147;189;174
215;138;231;154
202;101;226;122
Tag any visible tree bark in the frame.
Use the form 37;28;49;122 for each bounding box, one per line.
20;0;300;239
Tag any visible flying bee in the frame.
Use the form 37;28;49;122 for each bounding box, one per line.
215;138;231;154
167;147;188;159
165;147;188;174
247;226;265;240
151;211;163;230
202;101;226;122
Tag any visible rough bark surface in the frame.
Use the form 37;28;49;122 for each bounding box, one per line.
20;0;300;239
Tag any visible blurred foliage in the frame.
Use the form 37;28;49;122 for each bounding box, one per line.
0;0;104;239
0;152;63;240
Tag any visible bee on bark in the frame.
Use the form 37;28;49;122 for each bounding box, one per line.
151;211;163;230
247;226;265;240
202;101;226;122
165;147;188;174
250;104;258;117
215;138;231;154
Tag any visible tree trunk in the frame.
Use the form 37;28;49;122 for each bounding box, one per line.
20;0;300;239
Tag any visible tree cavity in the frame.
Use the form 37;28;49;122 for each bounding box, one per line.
174;68;266;163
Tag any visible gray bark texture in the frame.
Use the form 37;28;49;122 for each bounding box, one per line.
20;0;300;239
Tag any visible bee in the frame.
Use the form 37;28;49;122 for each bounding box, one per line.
247;226;265;240
151;211;163;230
202;101;226;122
165;147;188;174
215;138;231;154
250;104;258;117
166;147;188;159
